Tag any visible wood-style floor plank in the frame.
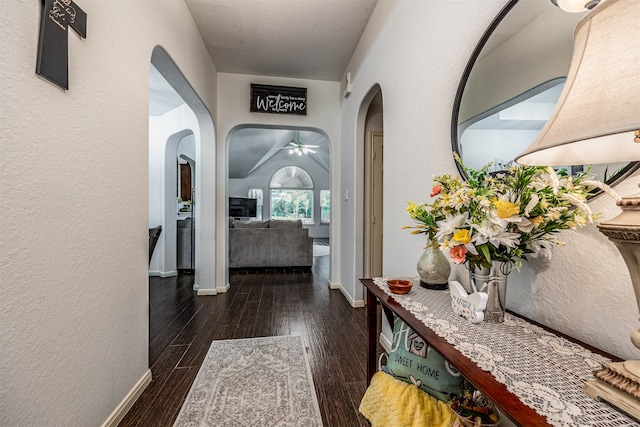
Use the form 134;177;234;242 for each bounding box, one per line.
119;249;375;427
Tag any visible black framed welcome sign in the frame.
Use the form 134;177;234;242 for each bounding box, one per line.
250;84;307;116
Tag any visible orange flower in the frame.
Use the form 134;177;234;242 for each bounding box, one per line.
449;245;468;264
430;185;442;197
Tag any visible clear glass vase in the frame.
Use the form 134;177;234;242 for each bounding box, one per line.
417;244;451;290
468;261;512;322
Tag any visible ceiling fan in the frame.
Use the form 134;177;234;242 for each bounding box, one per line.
279;131;319;156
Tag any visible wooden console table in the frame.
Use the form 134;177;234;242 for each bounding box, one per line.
360;278;633;427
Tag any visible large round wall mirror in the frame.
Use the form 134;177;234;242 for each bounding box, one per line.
451;0;638;191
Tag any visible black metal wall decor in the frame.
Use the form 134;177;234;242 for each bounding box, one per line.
250;84;307;116
36;0;87;90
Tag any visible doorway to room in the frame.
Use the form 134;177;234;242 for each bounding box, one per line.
226;126;332;275
148;69;198;278
363;89;384;278
147;46;215;368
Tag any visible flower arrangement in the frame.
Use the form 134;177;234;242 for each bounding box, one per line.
404;155;619;270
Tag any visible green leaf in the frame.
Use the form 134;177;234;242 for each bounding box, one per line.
479;244;491;265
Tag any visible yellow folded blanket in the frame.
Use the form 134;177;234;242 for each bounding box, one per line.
359;371;457;427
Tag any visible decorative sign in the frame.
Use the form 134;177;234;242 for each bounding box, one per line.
450;281;488;324
36;0;87;90
250;84;307;116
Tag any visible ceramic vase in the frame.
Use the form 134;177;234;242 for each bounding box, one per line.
468;261;512;322
417;243;451;290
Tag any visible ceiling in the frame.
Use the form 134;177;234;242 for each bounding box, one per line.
228;128;330;179
152;1;376;176
184;0;378;81
150;0;379;115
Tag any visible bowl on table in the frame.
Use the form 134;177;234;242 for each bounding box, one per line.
387;279;413;295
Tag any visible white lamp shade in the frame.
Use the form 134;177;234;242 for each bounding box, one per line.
557;0;591;13
516;0;640;167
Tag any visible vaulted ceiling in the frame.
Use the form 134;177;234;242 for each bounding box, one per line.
228;128;330;179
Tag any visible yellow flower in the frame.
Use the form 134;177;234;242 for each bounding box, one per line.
494;200;520;218
529;216;543;226
567;216;587;229
452;229;471;244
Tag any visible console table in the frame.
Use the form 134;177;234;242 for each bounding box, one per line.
361;277;638;427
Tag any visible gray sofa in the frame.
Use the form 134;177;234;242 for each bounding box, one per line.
229;219;313;268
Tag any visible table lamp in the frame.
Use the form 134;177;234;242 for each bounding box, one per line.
515;0;640;417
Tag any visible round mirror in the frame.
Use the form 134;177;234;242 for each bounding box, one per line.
451;0;638;189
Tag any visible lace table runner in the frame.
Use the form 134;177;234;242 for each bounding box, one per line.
372;277;640;427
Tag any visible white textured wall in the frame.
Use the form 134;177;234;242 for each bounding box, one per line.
340;0;640;361
216;73;340;286
0;1;217;425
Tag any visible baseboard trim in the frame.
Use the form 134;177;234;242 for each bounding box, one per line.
101;369;152;427
336;285;365;308
197;288;217;296
217;282;231;293
329;282;341;290
148;270;178;278
379;332;392;354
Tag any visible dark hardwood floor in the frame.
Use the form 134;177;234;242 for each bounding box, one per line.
119;246;372;427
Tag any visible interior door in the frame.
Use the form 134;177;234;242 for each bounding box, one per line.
365;131;383;277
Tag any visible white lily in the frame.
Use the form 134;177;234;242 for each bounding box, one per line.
473;220;521;248
434;212;469;241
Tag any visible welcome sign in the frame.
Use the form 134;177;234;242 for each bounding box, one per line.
250;84;307;115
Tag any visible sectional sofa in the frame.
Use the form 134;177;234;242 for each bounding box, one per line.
228;219;313;268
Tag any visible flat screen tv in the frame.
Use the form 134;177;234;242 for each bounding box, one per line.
229;197;257;218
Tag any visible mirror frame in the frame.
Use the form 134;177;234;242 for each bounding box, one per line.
450;0;639;194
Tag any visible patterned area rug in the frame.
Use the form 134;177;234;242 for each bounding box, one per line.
173;335;323;427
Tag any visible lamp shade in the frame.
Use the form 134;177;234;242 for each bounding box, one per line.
516;0;640;166
556;0;592;13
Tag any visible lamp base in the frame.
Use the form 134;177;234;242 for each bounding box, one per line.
585;361;640;419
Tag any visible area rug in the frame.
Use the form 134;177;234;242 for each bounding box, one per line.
173;335;323;427
312;244;330;257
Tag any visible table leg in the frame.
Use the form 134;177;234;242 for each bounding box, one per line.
366;288;377;384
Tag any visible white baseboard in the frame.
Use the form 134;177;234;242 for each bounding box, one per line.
101;369;152;427
336;285;365;308
379;332;392;353
148;270;178;278
329;281;341;290
196;283;229;296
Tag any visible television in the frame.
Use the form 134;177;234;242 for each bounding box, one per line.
229;197;257;218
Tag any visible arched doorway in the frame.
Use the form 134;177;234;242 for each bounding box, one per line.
226;125;332;277
147;47;215;366
363;90;384;278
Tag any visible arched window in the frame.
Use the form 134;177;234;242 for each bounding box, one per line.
270;166;314;224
